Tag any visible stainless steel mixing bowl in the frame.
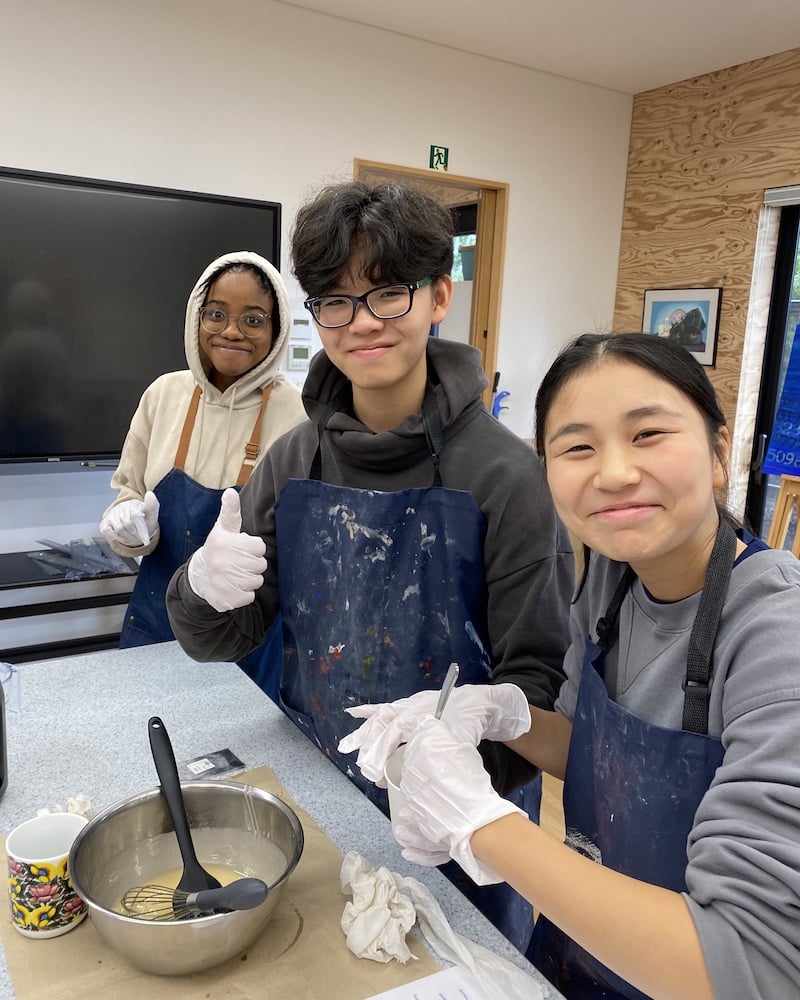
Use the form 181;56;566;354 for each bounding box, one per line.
69;780;304;975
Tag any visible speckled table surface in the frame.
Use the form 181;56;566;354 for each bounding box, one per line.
0;643;562;999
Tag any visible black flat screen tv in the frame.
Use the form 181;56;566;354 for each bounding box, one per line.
0;166;281;464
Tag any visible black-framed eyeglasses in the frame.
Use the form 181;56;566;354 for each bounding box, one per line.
199;306;272;339
303;278;433;329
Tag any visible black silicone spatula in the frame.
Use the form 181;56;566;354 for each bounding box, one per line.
148;716;222;894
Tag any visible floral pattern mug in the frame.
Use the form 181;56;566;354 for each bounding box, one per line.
6;812;88;937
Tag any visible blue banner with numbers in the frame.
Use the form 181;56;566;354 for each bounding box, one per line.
763;324;800;477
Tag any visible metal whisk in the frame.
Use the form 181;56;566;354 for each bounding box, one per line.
121;876;269;921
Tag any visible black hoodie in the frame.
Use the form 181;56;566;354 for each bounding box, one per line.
168;337;573;793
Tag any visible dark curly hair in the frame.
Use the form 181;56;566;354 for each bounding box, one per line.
291;180;454;296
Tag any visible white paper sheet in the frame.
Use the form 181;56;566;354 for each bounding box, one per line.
365;966;489;999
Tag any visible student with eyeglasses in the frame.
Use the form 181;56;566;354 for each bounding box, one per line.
100;251;305;648
166;180;574;952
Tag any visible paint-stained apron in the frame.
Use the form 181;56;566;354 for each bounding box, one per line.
271;388;542;952
527;521;735;998
120;383;272;648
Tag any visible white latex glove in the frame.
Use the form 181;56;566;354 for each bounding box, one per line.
337;683;531;786
99;491;160;548
187;487;267;612
393;717;525;885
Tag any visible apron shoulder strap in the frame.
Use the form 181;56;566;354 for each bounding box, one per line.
422;388;444;488
235;383;274;487
173;384;202;471
594;566;635;653
309;385;351;481
682;519;737;734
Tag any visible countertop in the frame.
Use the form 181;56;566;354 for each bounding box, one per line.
0;643;562;999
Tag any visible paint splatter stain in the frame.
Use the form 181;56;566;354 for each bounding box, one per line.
420;523;437;552
464;620;483;646
565;828;602;863
328;643;345;659
327;504;393;548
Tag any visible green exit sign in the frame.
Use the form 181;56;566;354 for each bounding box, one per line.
429;146;449;171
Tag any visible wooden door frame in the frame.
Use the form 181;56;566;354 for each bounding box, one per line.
353;159;509;411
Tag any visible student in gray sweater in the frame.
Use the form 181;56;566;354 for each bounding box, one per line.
343;333;800;999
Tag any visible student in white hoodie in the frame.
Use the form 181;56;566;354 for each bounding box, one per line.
100;250;305;648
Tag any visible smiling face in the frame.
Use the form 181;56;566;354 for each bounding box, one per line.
314;262;452;431
199;268;275;391
543;359;730;598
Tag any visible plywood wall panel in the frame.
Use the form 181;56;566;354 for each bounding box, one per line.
614;47;800;440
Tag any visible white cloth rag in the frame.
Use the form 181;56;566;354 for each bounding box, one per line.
36;793;93;819
340;852;544;1000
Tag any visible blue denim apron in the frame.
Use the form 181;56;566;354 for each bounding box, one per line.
271;386;542;951
119;383;272;648
527;522;735;998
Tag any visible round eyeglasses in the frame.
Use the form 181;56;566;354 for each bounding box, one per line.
199;306;272;339
303;278;433;329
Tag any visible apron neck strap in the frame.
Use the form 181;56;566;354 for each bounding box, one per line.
595;565;636;652
235;383;274;487
592;519;738;734
421;385;444;488
308;382;444;486
681;518;737;734
309;384;351;481
173;385;202;471
173;382;274;486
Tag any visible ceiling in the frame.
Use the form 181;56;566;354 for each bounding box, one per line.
277;0;800;94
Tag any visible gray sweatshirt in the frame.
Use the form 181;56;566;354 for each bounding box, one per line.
167;337;574;794
555;541;800;998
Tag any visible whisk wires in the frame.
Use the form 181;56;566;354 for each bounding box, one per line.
121;884;210;921
120;877;269;921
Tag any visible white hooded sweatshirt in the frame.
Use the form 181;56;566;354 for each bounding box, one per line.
103;250;306;558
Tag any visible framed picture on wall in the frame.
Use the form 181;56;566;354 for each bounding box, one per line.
642;287;722;366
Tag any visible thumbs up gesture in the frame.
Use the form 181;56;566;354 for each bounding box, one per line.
187;488;267;612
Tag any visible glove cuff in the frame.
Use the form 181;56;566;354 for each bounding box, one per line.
186;550;206;600
449;799;526;886
483;684;532;742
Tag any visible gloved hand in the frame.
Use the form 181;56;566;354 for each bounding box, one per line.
337;683;531;786
393;717;525;885
187;487;267;612
99;491;160;548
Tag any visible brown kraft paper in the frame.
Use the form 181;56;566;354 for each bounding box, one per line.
0;765;441;999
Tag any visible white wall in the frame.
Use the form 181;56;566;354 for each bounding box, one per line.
1;0;632;555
